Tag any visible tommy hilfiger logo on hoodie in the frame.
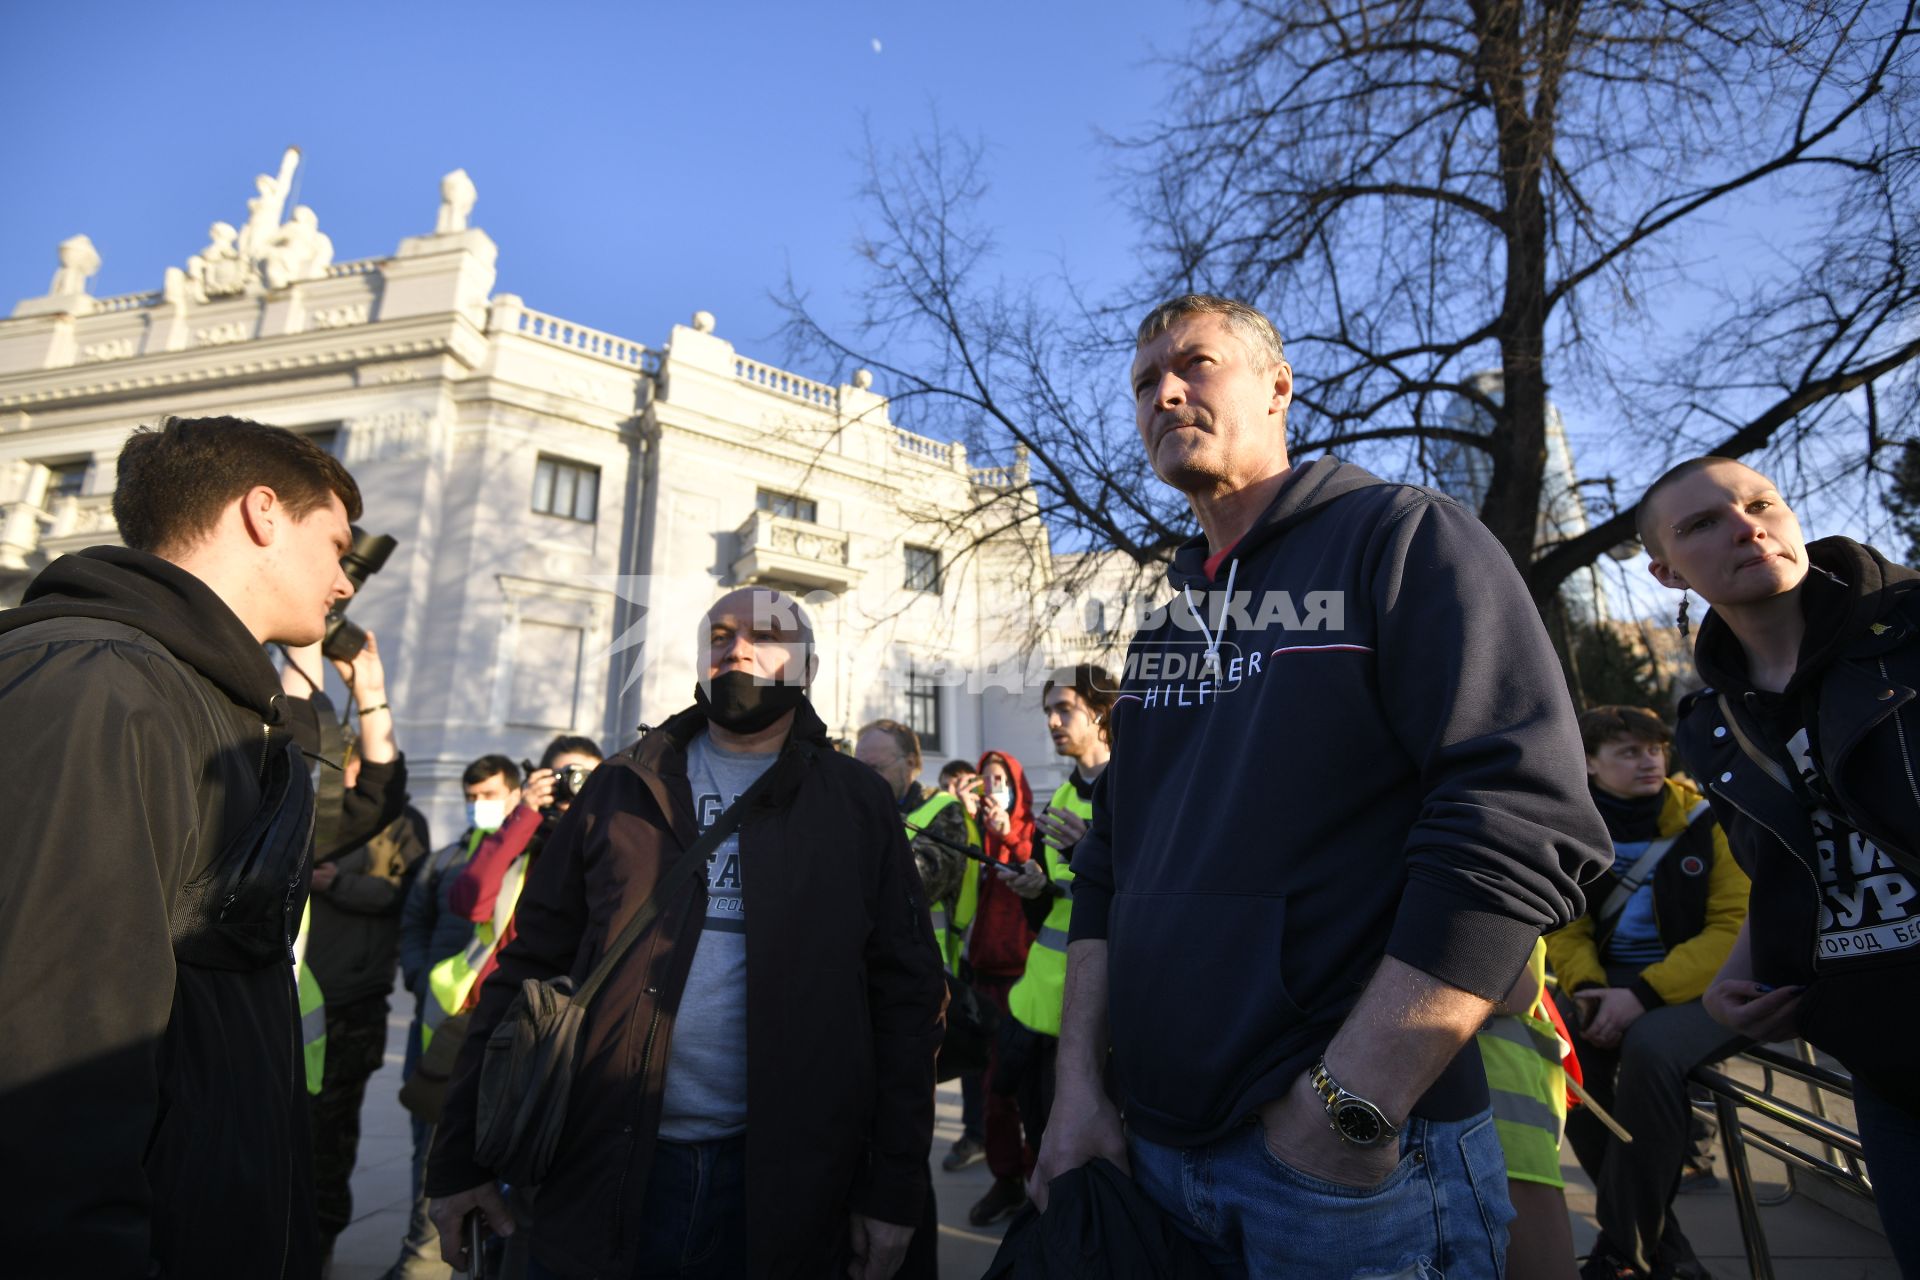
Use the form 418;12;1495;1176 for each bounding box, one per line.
1112;637;1375;713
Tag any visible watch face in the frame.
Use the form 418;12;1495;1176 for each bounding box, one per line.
1335;1101;1384;1145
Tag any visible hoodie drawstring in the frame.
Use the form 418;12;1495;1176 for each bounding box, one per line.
1183;557;1238;659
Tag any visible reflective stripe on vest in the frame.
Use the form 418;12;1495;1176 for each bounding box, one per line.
1477;983;1568;1186
292;899;326;1095
421;853;528;1050
1007;778;1093;1036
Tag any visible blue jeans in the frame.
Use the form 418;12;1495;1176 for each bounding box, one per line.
525;1134;747;1280
1128;1110;1513;1280
1853;1080;1920;1277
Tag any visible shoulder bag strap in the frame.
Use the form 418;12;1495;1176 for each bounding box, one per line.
1716;693;1797;792
1593;799;1713;945
572;757;783;1009
1718;692;1920;882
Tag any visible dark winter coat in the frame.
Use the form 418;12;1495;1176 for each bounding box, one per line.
1676;536;1920;1111
308;804;430;1007
427;699;946;1278
0;547;319;1279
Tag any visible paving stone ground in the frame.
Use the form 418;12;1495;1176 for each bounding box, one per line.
330;996;1894;1278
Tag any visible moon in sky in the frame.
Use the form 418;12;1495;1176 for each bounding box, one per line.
871;38;883;53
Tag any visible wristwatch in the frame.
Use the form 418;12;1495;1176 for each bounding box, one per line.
1308;1057;1400;1148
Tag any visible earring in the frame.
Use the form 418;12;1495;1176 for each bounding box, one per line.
1676;593;1691;640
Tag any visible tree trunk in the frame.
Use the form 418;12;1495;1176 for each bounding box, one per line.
1475;0;1563;605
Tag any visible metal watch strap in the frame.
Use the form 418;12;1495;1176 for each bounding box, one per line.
1309;1057;1399;1147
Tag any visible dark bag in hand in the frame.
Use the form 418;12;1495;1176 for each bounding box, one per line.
399;1010;470;1124
936;970;990;1082
471;764;777;1187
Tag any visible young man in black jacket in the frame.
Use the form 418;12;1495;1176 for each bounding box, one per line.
1031;296;1610;1279
1641;455;1920;1273
0;415;362;1279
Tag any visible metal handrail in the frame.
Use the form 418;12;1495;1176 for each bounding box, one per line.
1688;1045;1874;1280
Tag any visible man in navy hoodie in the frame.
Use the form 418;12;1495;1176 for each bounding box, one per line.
1029;295;1609;1278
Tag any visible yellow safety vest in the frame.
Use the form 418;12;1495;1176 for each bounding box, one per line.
421;851;527;1052
1007;777;1093;1037
1477;939;1568;1187
291;898;326;1095
905;791;980;973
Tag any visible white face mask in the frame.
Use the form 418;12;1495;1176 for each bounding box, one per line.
467;798;508;833
988;785;1012;812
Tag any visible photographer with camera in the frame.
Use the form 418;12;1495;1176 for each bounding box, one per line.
444;735;605;989
279;631;427;1272
280;629;407;860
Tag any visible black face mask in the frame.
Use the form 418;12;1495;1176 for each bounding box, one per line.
696;670;807;734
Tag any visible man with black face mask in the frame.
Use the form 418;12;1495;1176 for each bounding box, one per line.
428;587;946;1280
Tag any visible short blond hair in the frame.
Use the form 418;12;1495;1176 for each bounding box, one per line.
1135;295;1286;370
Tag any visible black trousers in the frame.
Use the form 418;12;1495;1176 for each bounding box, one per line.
1554;988;1744;1275
308;991;392;1243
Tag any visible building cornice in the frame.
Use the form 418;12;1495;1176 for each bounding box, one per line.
0;313;487;412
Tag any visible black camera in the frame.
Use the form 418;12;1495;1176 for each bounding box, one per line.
322;527;398;663
523;757;594;809
555;762;594;804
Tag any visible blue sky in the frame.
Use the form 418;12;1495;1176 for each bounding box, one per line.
0;2;1167;356
0;2;1894;615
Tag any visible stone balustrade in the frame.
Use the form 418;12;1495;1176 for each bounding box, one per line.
971;462;1026;489
894;427;955;466
325;258;384;278
970;443;1031;490
500;300;651;369
91;291;161;314
733;355;838;410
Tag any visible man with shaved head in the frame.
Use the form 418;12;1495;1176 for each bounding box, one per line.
428;586;946;1279
1641;457;1920;1272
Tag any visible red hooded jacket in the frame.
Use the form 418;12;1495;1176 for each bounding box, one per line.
967;749;1038;977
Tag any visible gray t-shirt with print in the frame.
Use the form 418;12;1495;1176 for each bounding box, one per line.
656;729;780;1141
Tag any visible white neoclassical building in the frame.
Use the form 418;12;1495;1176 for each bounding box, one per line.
0;153;1126;837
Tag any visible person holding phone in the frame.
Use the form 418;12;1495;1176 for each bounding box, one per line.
1544;706;1748;1280
962;749;1041;1227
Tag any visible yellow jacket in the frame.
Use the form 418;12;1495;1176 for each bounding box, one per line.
1546;777;1749;1007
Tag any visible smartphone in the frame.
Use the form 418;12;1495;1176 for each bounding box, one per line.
466;1212;488;1280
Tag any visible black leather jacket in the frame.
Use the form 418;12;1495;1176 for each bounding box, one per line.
1676;537;1920;1111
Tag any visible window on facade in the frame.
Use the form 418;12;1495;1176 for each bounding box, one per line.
1085;598;1108;635
905;658;943;753
44;461;88;502
306;428;340;458
756;488;817;523
904;544;941;594
533;455;600;523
